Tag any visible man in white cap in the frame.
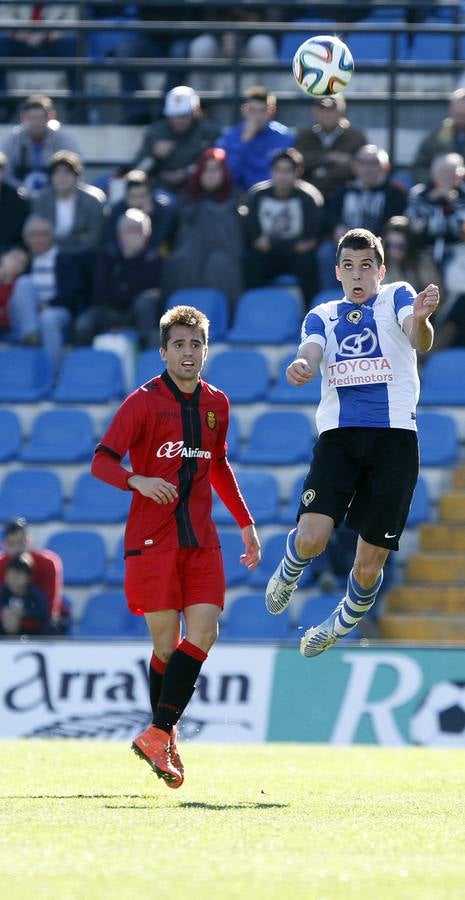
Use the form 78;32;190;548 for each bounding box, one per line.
131;86;220;193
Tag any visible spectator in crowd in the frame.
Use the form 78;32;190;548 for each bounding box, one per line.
0;151;30;251
413;88;465;184
131;86;220;194
215;85;293;192
294;95;367;201
241;147;324;306
75;208;164;349
0;517;66;631
104;169;177;253
1;94;80;195
162;147;243;309
382;216;443;294
33;150;106;256
0;3;78;97
0;246;29;339
8;215;87;372
0;554;51;637
318;144;407;291
187;5;278;95
405;152;465;269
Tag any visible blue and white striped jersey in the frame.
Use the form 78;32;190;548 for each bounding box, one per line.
301;282;419;434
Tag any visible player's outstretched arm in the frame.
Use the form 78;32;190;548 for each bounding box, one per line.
240;524;261;570
404;283;440;352
286;341;323;386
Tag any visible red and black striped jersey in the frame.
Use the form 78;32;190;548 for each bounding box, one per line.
92;370;253;554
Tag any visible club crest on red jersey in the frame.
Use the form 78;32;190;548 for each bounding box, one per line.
206;410;217;430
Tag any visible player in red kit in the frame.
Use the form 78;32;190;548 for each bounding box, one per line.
91;305;261;788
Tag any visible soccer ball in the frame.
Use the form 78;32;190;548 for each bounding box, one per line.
409;681;465;748
292;35;354;97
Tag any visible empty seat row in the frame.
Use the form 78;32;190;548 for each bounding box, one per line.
75;589;362;642
2;345;465;406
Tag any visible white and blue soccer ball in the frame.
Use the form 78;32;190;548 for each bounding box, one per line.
410;681;465;748
292;35;354;97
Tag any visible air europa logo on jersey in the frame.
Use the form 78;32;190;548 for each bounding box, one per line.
156;441;212;459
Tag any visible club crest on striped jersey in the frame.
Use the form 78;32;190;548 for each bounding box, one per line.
346;309;363;325
206;410;217;430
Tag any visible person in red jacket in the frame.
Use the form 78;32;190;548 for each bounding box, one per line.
91;304;261;789
0;517;65;630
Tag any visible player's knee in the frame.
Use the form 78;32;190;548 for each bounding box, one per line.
295;530;328;560
186;623;218;654
153;639;177;664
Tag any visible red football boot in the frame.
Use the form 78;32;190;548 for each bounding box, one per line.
132;725;183;788
169;724;184;779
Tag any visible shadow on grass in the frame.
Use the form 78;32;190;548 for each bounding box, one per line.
179;801;288;810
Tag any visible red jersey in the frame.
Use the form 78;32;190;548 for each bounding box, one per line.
91;370;253;555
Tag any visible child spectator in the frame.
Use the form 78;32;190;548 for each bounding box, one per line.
0;554;51;637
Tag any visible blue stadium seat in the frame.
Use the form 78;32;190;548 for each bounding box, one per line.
64;473;132;523
346;30;393;62
213;469;280;525
0;410;22;461
53;349;125;403
419;349;465;405
221;593;292;641
46;529;107;585
0;468;62;522
407;475;430;527
226;413;240;460
268;351;322;404
218;529;249;587
308;288;344;309
133;349;166;388
164;289;230;341
279;475;304;525
278;19;335;62
76;591;146;638
407;24;453;61
296;594;362;641
21;409;95;463
204;349;269;403
239;411;314;465
417;411;459;467
227;288;301;344
0;347;52;402
105;535;125;585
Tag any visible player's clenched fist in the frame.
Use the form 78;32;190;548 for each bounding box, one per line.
286;357;317;386
413;283;440;320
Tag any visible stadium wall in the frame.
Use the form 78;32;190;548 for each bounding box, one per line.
1;642;465;747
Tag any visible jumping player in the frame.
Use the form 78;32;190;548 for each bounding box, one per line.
91;305;261;787
265;228;439;656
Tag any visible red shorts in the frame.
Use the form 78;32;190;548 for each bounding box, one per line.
124;546;226;615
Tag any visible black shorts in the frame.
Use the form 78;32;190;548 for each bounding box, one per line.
297;427;419;551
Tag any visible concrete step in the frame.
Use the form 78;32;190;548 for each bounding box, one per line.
420;523;465;552
406;553;465;583
452;465;465;489
439;493;465;523
379;613;465;641
385;585;465;614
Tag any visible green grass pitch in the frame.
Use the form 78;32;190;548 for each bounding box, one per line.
1;741;464;899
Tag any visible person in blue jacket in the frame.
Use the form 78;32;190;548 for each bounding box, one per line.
215;85;293;192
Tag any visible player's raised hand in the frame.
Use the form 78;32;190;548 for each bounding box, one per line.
129;475;178;504
286;357;317;386
240;524;261;570
413;283;440;320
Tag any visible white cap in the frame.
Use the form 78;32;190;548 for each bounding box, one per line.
163;86;200;117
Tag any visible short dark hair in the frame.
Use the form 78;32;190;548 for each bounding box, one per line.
5;553;33;576
21;94;53;115
271;147;304;171
3;517;27;537
49;150;82;177
336;228;384;267
159;305;209;349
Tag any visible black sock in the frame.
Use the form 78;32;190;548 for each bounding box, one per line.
149;653;166;722
153;639;207;734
